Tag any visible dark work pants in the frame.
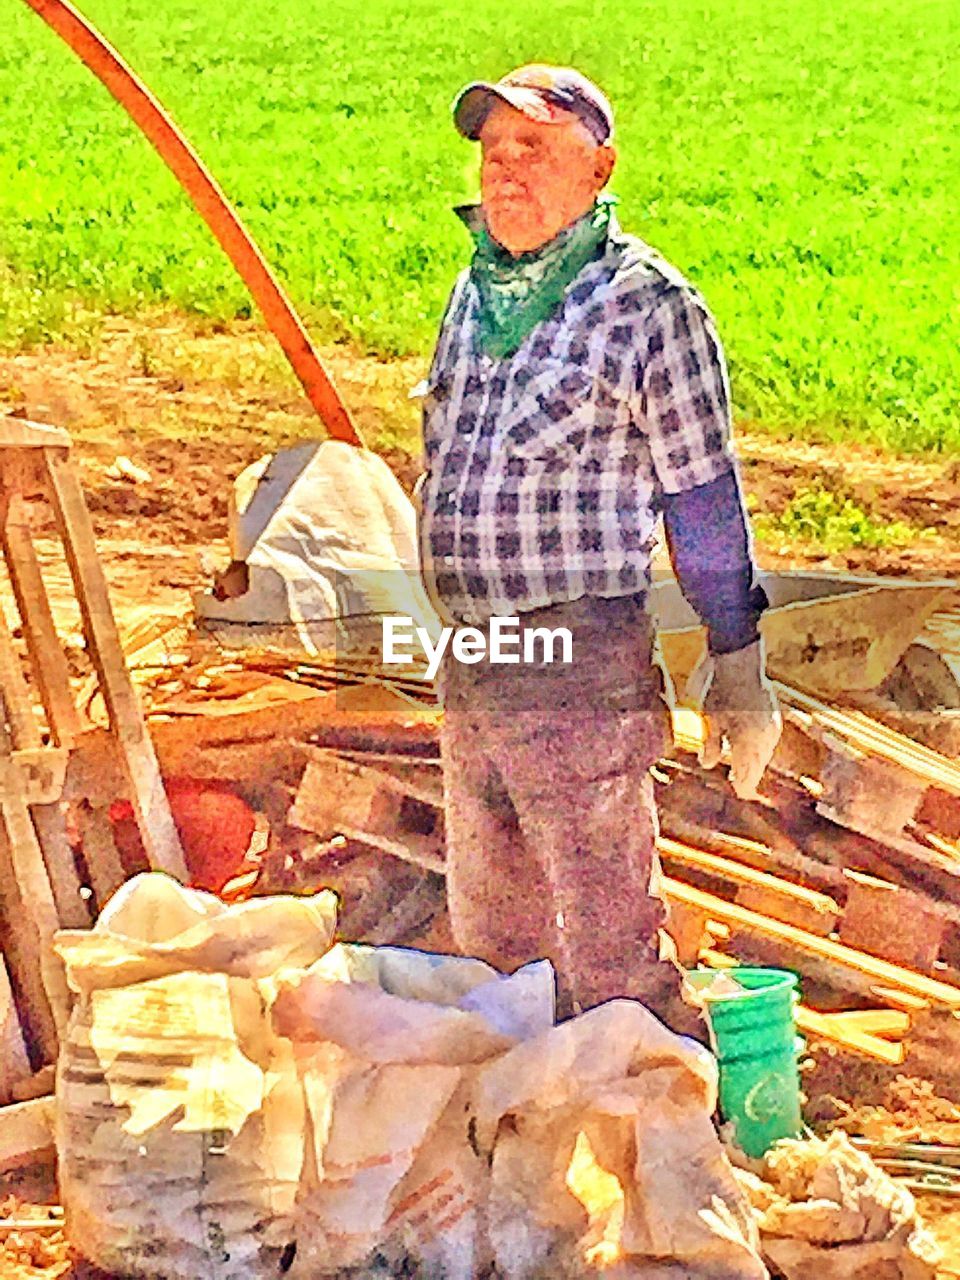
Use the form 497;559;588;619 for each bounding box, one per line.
438;593;686;1022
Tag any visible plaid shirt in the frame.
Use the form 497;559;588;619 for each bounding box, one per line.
419;214;735;624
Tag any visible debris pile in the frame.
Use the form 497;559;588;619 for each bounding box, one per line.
734;1130;942;1278
49;877;768;1279
5;431;960;1275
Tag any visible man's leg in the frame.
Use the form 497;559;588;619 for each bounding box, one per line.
497;700;682;1018
486;596;696;1029
440;660;557;972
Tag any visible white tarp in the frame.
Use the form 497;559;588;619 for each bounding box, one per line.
195;440;442;656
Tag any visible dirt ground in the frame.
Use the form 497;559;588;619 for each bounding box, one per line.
3;316;960;1276
2;313;960;641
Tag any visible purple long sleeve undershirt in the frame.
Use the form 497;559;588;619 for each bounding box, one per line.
660;467;768;656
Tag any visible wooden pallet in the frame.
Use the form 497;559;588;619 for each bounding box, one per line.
285;744;960;1067
0;419;187;1073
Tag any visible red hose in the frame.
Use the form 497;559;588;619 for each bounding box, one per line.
21;0;363;446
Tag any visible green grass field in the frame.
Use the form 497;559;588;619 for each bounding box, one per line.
2;0;958;452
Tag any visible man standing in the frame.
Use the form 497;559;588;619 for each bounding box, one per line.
417;65;781;1027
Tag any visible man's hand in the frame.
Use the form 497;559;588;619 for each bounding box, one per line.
685;639;781;800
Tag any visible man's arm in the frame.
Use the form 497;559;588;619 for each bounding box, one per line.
660;470;768;655
637;284;780;797
638;284;766;652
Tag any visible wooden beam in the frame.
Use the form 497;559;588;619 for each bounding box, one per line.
0;422;70;451
665;876;960;1010
0;829;57;1067
778;682;960;797
314;748;446;808
1;497;82;747
795;1008;905;1065
0;608;39;749
0;957;30;1105
0;708;69;1052
42;449;187;881
813;1009;911;1038
76;804;128;910
656;835;840;935
871;987;930;1014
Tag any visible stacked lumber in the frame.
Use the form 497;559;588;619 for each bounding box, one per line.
0;422;191;1115
7;551;960;1130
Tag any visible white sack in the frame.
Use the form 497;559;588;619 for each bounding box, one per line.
54;873;338;1279
474;1000;769;1279
196;440;442;656
272;944;555;1278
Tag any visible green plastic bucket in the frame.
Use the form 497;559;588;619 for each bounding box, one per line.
686;967;803;1157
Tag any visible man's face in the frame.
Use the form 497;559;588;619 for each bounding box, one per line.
478;100;615;255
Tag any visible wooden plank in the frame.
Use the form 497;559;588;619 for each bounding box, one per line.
660;583;953;698
290;755;387;836
871;987;930;1014
658;811;846;896
314;748;446;808
0;957;31;1106
1;497;82;747
0;701;70;1043
814;1009;911;1038
665;876;960;1010
76;804;128;910
346;829;445;875
0;799;71;1040
0;421;70;451
656;835;840;935
0;607;39;749
795;1007;905;1065
0;1097;55;1170
778;682;960;796
0;821;58;1066
0;1218;62;1234
32;805;92;930
0;557;88;923
42;449;187;881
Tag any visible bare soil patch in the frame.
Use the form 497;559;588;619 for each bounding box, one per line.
2;314;958;634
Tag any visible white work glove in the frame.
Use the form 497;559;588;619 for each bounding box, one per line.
685;639;782;800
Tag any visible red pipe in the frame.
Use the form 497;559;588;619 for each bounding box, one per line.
21;0;362;446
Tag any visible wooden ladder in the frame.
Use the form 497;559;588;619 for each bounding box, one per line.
0;419;186;1070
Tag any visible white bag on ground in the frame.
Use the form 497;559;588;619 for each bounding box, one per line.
272;944;555;1278
54;872;338;1279
196;440;442;655
474;1000;769;1279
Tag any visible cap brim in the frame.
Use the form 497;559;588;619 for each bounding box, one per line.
452;82;566;139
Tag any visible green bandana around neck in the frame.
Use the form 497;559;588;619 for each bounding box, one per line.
460;194;617;360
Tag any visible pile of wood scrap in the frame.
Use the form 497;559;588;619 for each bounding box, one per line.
252;588;960;1090
19;579;960;1104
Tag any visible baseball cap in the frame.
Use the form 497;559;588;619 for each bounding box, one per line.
453;64;614;145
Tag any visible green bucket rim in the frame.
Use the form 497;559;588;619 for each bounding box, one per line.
686;966;799;1004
